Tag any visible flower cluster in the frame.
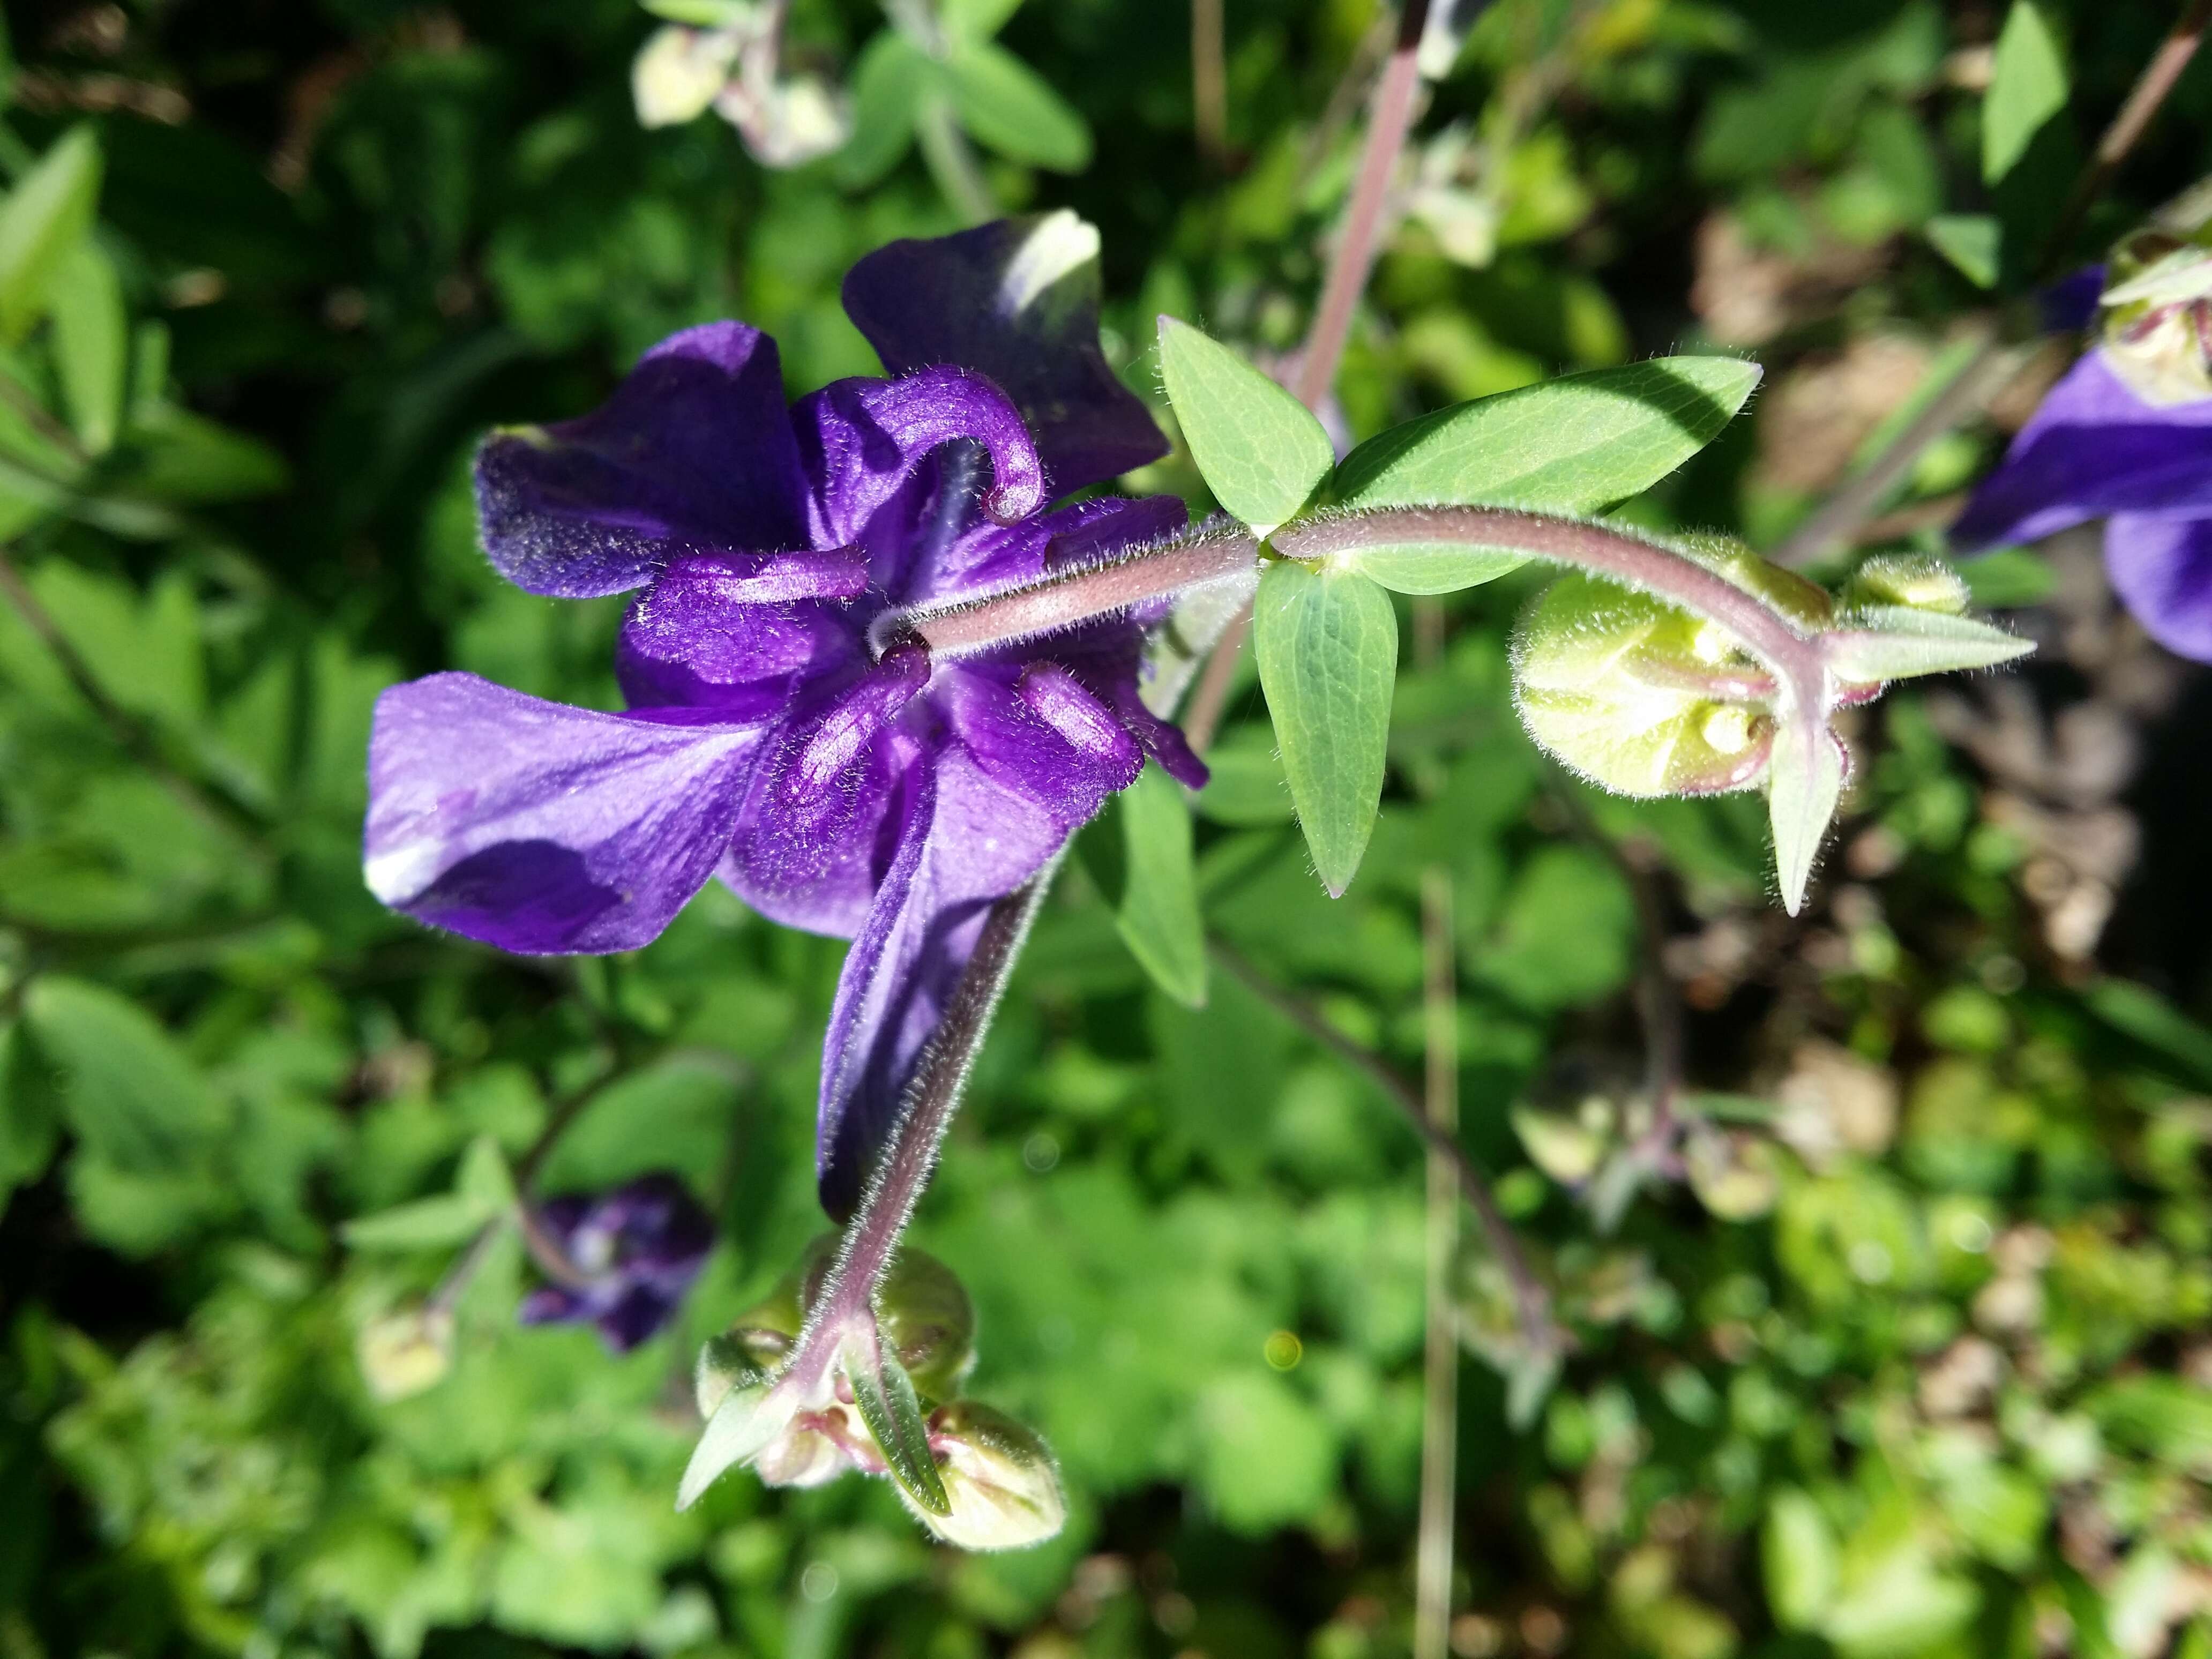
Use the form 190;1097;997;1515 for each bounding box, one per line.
519;1172;715;1352
363;213;1197;1219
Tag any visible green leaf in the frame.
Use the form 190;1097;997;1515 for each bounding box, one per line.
940;0;1026;43
1114;761;1207;1007
1762;1489;1839;1629
834;34;935;188
845;1332;952;1516
343;1134;516;1250
677;1381;800;1510
0;1021;59;1199
1253;560;1398;896
2083;978;2212;1088
1336;541;1531;595
50;237;127;455
23;976;225;1169
1925;214;2001;288
0;125;102;343
1767;718;1843;917
945;42;1091;171
1331;356;1761;515
1983;1;2068;186
1193;728;1293;825
1824;607;2031;682
1157;317;1334;537
639;0;752;21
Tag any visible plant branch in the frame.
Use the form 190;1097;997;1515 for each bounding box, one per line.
788;867;1056;1394
1209;936;1561;1352
1192;0;1229;170
914;95;995;227
2042;0;2212;278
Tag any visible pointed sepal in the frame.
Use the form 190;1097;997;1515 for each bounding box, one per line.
1823;605;2033;684
843;1329;953;1516
1766;716;1846;916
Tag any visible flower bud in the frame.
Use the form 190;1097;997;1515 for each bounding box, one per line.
1684;1129;1782;1221
358;1302;454;1402
797;1238;976;1403
1512;540;1825;798
2097;186;2212;405
632;25;742;129
908;1401;1067;1551
1838;552;1969;616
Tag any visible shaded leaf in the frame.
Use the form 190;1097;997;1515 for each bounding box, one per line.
1114;761;1206;1007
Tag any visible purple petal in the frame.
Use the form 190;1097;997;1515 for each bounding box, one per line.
2042;265;2105;333
475;322;809;598
720;646;931;936
935;662;1144;824
364;674;767;953
815;740;1073;1217
519;1286;588;1326
793;368;1044;554
842;213;1169;497
1953;353;2212;550
616;577;865;719
595;1284;685;1352
2105;512;2212;661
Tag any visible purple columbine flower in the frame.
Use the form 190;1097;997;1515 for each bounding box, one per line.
520;1173;715;1352
363;214;1202;1215
1951;348;2212;662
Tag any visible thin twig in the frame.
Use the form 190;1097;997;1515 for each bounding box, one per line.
1178;0;1434;749
1209;936;1560;1350
2042;0;2212;278
1769;327;2028;567
1192;0;1229;170
1414;864;1461;1659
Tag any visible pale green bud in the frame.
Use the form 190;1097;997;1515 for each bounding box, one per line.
357;1302;454;1402
2098;188;2212;405
907;1402;1067;1551
1839;552;1969;616
632;25;740;129
1512;1097;1616;1186
1683;1129;1782;1221
1511;537;1827;799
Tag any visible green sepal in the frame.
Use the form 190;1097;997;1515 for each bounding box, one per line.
843;1331;952;1516
676;1380;799;1510
1824;607;2031;684
1766;717;1844;917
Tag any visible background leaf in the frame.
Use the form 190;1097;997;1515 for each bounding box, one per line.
1111;761;1207;1007
0;126;101;343
947;43;1092;172
1983;1;2069;186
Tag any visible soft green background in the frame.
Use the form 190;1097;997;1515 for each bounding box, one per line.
2;1;2210;1656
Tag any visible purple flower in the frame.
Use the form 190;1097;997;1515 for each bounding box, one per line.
1952;348;2212;662
520;1173;714;1352
363;214;1201;1215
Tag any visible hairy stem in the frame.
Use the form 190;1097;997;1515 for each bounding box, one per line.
2043;0;2212;276
1274;507;1830;708
787;870;1055;1394
890;528;1260;660
1210;937;1561;1353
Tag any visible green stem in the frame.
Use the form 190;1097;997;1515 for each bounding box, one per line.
914;96;995;227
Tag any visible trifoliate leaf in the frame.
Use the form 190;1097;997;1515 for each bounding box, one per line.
1253;559;1398;896
1331;356;1760;517
1157;317;1334;537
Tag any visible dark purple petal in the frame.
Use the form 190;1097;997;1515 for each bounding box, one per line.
814;738;1075;1218
720;645;931;935
841;213;1168;498
792;368;1044;552
616;578;866;719
2042;265;2106;333
935;661;1144;824
595;1284;685;1352
1953;353;2212;550
2105;512;2212;661
364;674;766;953
517;1174;714;1351
475;322;809;598
520;1286;589;1326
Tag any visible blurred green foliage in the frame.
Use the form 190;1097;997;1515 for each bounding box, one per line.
1;0;2210;1656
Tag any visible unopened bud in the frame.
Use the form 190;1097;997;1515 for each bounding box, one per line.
909;1402;1067;1551
2098;191;2212;405
1839;552;1969;616
1684;1129;1781;1220
797;1238;976;1403
358;1302;454;1402
633;25;741;129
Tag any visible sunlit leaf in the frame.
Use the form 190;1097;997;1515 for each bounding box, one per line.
1983;1;2069;186
1157;317;1334;537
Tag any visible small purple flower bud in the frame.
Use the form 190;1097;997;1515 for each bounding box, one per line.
519;1172;714;1353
